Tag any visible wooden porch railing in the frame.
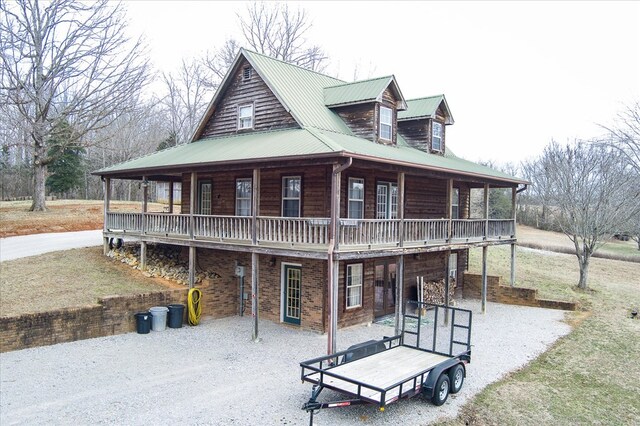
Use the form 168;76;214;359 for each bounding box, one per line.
105;212;515;249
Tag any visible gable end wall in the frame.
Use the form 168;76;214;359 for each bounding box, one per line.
200;59;298;138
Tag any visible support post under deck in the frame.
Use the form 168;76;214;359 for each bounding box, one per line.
482;246;488;314
188;246;196;288
252;252;259;341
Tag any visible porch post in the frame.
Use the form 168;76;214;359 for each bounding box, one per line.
510;186;517;286
188;246;196;288
251;168;260;245
168;181;174;214
483;183;489;239
190;172;196;240
252;252;259;341
397;172;405;247
394;255;404;335
140;176;148;271
103;177;110;254
328;164;341;356
444;249;451;324
482;246;488;314
447;178;453;242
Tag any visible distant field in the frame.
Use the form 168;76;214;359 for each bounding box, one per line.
517;225;639;262
0;199;172;237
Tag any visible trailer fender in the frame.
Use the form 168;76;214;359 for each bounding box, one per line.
422;359;463;398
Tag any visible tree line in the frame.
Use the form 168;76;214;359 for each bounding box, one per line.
0;0;326;209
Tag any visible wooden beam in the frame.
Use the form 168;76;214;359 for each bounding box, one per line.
483;183;489;239
447;178;453;242
510;243;516;287
252;169;260;245
188;246;196;289
397;172;405;247
190;172;196;239
482;246;488;314
252;252;259;341
444;249;451;324
394;255;404;335
103;178;110;255
168;181;174;214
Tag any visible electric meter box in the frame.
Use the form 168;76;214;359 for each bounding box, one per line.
235;266;245;277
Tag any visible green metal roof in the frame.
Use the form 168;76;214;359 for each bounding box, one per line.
398;95;454;124
324;76;401;108
97;49;522;185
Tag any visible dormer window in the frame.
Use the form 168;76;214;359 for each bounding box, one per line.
379;106;392;141
238;104;254;129
432;121;443;151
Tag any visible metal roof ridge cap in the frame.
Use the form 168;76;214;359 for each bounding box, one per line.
405;94;445;102
323;75;394;89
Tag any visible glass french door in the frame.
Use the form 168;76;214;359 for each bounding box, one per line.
374;261;397;318
283;265;301;325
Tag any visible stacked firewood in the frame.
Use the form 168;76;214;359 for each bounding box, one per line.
419;278;456;305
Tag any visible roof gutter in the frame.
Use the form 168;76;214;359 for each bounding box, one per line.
516;183;528;193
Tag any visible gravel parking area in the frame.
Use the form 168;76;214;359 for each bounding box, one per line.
0;300;570;425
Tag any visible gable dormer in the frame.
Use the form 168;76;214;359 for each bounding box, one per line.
193;55;298;140
324;76;407;145
397;95;454;155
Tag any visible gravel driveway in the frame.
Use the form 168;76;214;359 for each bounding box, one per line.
0;300;570;425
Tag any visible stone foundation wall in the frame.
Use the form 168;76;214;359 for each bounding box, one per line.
0;289;187;353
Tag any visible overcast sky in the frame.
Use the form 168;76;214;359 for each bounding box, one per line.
124;1;640;165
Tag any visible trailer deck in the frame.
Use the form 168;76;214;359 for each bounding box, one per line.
300;301;473;423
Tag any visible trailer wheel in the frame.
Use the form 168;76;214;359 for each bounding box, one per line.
448;364;465;394
431;373;450;406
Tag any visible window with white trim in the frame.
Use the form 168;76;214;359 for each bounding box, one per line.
432;121;443;151
376;182;398;219
452;188;459;219
348;178;364;219
235;178;252;216
282;176;301;217
346;263;363;308
238;104;254;129
198;181;212;215
379;106;392;141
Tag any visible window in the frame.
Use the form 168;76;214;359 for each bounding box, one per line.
282;176;301;217
376;182;398;219
242;66;252;80
198;180;212;215
379;106;392;141
348;178;364;219
346;263;363;308
432;121;443;151
449;253;458;280
235;178;252;216
451;188;459;219
238;104;254;129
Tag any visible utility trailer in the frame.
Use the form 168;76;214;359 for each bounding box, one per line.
300;301;472;424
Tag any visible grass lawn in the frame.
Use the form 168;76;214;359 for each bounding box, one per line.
448;245;640;425
0;247;178;317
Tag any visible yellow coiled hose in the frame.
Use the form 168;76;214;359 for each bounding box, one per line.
187;288;202;325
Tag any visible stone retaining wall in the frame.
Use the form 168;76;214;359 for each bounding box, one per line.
462;272;577;311
0;289;187;353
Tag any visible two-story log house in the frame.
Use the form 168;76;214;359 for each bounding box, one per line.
95;49;526;353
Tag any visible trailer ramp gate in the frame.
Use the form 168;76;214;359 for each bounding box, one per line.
300;301;472;424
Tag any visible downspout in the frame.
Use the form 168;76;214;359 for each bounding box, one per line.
516;184;528;194
327;157;352;356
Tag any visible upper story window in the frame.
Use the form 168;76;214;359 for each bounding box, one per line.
238;104;254;129
432;121;443;151
348;178;364;219
235;178;252;216
282;176;301;217
379;106;393;141
451;188;459;219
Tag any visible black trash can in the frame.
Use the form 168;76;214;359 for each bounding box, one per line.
167;304;185;328
134;312;151;334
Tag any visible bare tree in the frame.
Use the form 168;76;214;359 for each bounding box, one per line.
161;58;215;145
536;140;640;289
204;2;327;81
0;0;149;210
600;101;640;175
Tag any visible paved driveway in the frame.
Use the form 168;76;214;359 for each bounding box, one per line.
0;230;103;261
0;301;570;425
